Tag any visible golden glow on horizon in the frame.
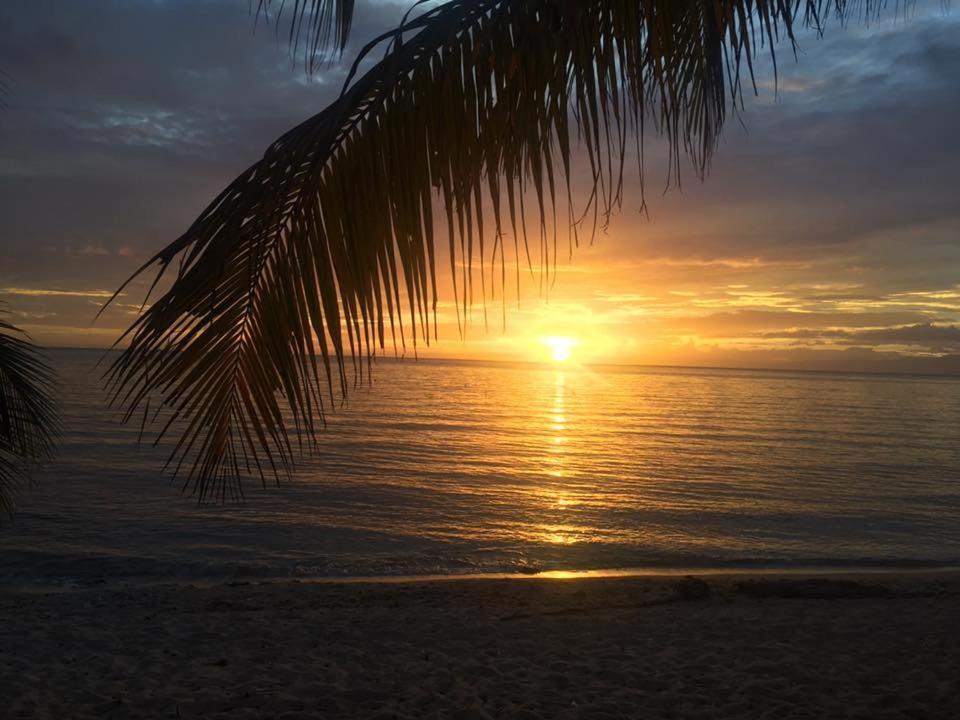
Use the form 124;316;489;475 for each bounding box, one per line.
16;241;960;372
542;335;576;363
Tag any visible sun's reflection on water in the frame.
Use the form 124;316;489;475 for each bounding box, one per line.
542;370;583;545
547;371;567;477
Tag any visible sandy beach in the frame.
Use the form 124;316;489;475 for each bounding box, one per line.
3;571;959;719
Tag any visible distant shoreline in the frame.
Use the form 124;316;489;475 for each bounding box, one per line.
6;564;960;595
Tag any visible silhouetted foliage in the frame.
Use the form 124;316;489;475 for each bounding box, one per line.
0;308;59;516
106;1;886;501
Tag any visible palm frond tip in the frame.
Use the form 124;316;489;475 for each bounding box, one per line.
107;0;872;501
256;0;356;71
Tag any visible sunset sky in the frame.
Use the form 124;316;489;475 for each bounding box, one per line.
1;1;959;373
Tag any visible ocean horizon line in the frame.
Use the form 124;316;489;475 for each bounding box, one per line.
44;345;960;381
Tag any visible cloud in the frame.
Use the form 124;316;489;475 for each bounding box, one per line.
0;287;117;299
762;322;960;349
675;310;937;335
63;245;136;257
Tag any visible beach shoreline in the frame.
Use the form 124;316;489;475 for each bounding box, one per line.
4;570;959;719
8;563;960;595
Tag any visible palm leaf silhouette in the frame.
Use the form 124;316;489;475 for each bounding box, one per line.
0;309;59;516
254;0;356;72
106;0;873;501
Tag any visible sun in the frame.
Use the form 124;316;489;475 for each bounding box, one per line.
542;336;576;363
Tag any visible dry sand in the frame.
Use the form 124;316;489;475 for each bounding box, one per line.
3;572;959;719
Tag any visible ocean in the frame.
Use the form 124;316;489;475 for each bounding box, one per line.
2;348;959;587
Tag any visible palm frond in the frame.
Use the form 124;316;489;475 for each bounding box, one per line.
107;0;871;501
0;310;59;517
255;0;356;71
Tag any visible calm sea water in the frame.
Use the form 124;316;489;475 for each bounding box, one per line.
2;349;959;586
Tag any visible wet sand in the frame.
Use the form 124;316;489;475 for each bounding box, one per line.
3;572;959;719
